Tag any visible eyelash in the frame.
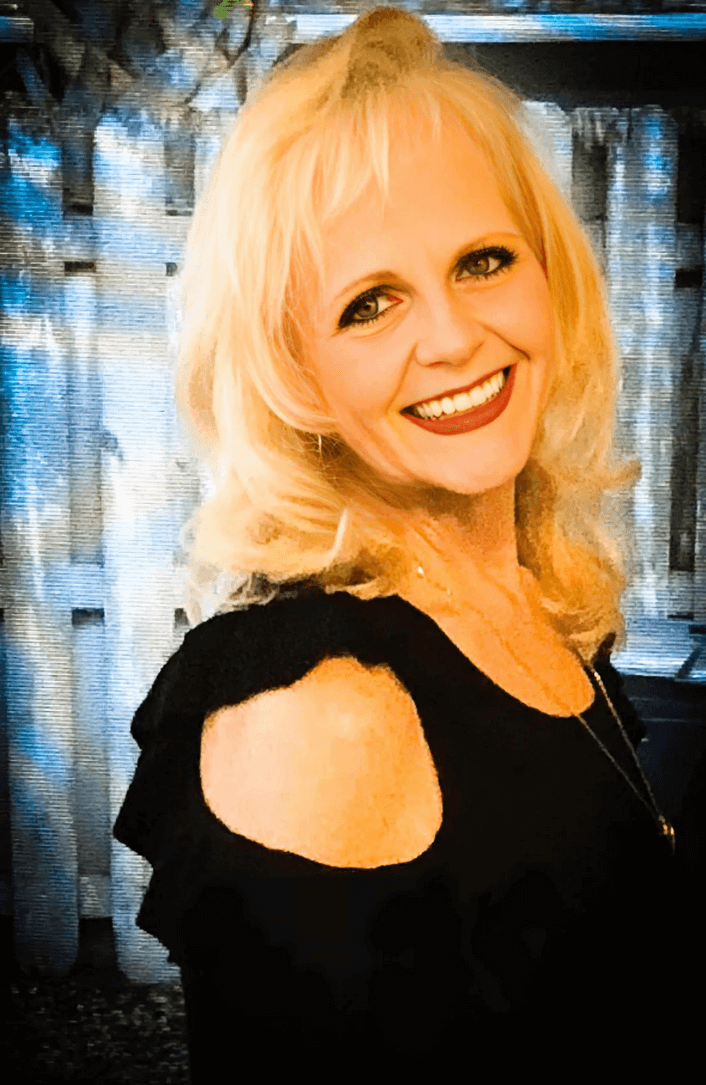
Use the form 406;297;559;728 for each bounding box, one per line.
339;245;520;329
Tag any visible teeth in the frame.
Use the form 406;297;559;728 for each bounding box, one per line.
411;370;507;420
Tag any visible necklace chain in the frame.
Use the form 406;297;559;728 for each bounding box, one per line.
413;562;676;855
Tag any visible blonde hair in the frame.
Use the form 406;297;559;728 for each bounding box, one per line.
175;4;639;662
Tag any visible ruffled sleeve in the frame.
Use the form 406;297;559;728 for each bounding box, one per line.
111;590;401;967
113;594;323;865
112;646;194;869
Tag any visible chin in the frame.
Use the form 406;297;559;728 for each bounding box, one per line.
427;476;518;498
410;454;529;496
342;437;528;501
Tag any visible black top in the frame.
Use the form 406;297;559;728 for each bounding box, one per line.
113;582;693;1073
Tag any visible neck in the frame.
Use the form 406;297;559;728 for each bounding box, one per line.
400;479;525;601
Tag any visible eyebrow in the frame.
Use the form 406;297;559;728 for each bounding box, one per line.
331;232;524;305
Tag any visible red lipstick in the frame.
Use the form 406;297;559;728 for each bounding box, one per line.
402;365;516;436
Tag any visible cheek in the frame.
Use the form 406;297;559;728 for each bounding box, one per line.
527;275;556;349
501;263;552;336
324;354;396;419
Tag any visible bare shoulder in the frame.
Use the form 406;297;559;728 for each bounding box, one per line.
200;657;442;868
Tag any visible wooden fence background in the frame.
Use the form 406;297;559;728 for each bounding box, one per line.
1;8;705;984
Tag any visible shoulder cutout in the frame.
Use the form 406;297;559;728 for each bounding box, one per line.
200;656;443;868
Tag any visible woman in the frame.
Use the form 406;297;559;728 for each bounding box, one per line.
113;7;694;1077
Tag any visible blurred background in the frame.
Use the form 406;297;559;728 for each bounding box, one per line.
1;1;705;1079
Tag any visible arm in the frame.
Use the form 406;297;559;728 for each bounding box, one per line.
200;654;442;868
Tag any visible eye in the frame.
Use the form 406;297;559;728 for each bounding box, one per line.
459;246;518;280
341;290;398;328
338;244;519;330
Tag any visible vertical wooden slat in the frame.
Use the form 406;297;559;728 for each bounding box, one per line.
523;100;573;203
65;260;103;566
1;117;78;975
165;262;203;614
669;234;700;618
0;616;10;918
605;107;679;628
193;111;234;205
0;138;8;920
61;222;114;918
695;183;706;626
164;112;195;218
570;110;638;669
73;608;110;918
571;107;611;273
603;104;644;577
171;110;236;619
164;107;204;611
95;109;183;983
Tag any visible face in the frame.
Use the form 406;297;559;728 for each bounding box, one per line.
300;121;557;501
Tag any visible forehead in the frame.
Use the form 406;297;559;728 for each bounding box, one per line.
319;126;519;286
339;127;505;222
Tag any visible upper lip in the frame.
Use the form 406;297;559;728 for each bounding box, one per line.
402;365;511;412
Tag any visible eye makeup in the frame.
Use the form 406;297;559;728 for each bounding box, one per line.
337;245;520;330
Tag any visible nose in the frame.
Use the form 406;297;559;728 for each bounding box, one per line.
412;291;487;369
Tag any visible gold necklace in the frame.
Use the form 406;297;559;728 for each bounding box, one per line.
413;561;676;855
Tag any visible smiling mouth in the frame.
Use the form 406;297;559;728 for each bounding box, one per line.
403;367;511;420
